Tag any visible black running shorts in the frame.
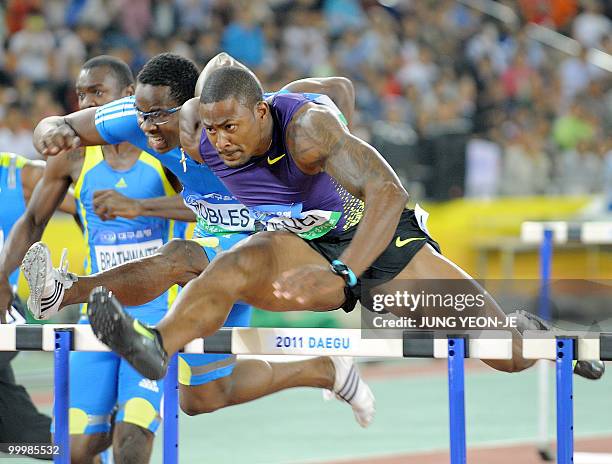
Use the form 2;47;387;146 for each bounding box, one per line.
306;208;441;312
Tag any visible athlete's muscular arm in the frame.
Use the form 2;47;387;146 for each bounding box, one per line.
289;105;408;277
0;151;78;316
93;190;196;222
34;108;106;157
281;77;355;130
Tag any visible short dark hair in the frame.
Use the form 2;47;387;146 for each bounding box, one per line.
200;67;264;109
82;55;134;88
137;53;199;105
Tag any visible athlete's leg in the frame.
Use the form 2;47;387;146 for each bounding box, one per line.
112;423;153;464
389;244;605;378
178;352;374;427
68;349;118;463
157;231;344;356
87;231;375;425
387;244;529;372
71;434;111;464
174;232;372;426
111;307;165;463
179;357;334;414
65;239;206;305
111;364;160;463
22;239;209;318
88;232;343;374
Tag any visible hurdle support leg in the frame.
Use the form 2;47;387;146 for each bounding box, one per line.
448;337;467;464
537;228;555;460
163;354;179;464
54;329;72;464
556;337;574;464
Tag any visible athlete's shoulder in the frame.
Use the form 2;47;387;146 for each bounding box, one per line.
94;96;136;124
269;91;312;105
94;96;144;147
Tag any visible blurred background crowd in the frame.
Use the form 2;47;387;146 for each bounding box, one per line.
0;0;610;201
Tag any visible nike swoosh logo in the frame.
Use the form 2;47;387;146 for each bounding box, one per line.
133;320;155;341
395;236;426;248
267;153;286;165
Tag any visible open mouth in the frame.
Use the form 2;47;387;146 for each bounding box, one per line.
147;135;168;151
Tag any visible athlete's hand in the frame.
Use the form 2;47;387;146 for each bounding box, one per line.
39;122;81;157
93;190;143;221
272;264;344;306
0;276;14;324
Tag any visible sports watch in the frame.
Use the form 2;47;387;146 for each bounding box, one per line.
330;259;358;288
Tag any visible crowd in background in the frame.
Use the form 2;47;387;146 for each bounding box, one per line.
0;0;610;200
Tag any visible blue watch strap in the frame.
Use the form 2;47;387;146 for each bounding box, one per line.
330;259;358;288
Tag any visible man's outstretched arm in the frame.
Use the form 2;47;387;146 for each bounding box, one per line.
289;105;408;277
34;108;107;157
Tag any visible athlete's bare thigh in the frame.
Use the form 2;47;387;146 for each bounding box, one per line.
213;231;345;311
376;244;512;329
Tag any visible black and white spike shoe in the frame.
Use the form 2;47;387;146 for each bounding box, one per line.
21;242;76;320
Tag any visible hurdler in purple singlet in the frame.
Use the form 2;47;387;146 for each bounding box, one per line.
199;92;364;240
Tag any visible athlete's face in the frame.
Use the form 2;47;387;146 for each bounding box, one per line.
135;84;182;154
200;98;271;168
75;66;133;110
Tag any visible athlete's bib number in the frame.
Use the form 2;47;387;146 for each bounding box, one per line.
262;209;341;240
94;239;163;271
184;195;254;233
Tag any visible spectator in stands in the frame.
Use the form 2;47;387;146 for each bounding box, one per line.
558;139;605;194
552;102;596;150
282;8;328;75
0;104;37;159
559;46;596;102
0;0;608;199
500;132;551;196
7;14;54;84
572;0;611;48
221;6;265;69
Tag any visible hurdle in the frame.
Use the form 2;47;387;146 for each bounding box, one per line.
0;325;514;463
523;331;612;463
522;220;612;463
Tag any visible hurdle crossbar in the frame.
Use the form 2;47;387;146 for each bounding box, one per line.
523;330;612;361
521;221;612;245
0;325;514;359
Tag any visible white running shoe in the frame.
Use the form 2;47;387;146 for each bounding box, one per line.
328;357;375;428
21;242;77;320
